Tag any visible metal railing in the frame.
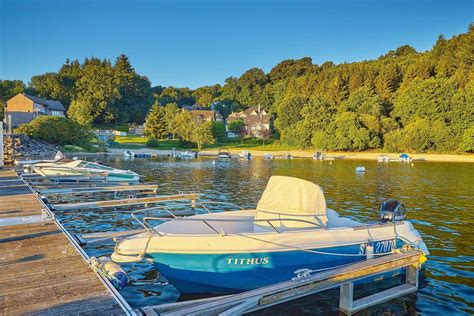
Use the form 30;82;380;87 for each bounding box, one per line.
130;200;244;234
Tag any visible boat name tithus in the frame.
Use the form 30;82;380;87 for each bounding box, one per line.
226;257;269;265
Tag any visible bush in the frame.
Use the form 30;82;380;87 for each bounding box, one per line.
460;126;474;152
63;145;85;152
145;138;160;148
114;125;130;133
15;116;92;149
211;122;227;142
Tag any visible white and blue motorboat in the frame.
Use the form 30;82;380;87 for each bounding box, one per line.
400;153;412;162
177;151;197;159
112;176;428;294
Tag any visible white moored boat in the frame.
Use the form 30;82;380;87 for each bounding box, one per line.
34;159;140;182
218;148;232;159
177;151;197;159
111;176;428;294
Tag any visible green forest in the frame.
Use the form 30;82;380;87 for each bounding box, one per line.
1;25;473;152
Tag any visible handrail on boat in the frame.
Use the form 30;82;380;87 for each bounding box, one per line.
130;200;245;235
141;216;325;236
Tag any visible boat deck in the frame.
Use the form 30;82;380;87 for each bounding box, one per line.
0;169;126;315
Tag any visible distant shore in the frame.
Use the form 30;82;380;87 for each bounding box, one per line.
71;148;474;163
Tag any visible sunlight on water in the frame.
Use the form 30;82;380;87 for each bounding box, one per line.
55;157;474;314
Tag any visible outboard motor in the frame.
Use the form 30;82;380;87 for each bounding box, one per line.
380;200;407;222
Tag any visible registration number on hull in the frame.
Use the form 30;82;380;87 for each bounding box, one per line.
359;240;397;255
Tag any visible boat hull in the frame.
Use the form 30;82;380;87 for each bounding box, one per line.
149;239;403;294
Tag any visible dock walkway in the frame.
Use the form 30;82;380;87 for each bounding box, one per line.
0;169;127;315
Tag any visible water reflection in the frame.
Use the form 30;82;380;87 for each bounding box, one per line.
57;157;474;314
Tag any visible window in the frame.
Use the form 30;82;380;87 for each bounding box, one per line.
50;110;64;116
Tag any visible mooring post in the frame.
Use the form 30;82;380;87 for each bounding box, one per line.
191;198;196;210
339;282;354;313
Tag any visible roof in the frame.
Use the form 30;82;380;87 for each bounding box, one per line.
23;93;66;111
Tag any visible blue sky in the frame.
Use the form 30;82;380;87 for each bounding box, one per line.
0;0;472;88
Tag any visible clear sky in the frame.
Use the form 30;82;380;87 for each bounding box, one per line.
0;0;472;88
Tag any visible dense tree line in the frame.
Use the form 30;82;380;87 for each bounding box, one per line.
144;102;215;149
1;25;472;152
1;55;153;125
150;26;473;152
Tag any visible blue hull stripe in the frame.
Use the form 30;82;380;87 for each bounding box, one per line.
149;239;403;294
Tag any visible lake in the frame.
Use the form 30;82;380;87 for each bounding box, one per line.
55;156;474;315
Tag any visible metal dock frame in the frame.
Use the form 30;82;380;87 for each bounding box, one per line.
139;249;423;315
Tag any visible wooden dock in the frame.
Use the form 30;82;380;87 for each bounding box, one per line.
0;169;131;315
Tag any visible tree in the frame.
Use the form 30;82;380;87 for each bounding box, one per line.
67;58;121;125
268;57;315;82
15;116;92;148
213;100;240;119
375;64;401;100
227;120;245;138
174;111;215;149
274;95;306;132
211;121;227;142
174;111;195;143
235;68;268;107
322;112;372;151
260;128;272;145
193;121;215;150
163;102;180;139
144;103;167;139
460;126;474;152
28;73;69;106
392;78;456;125
192;85;221;106
114;54;153;123
296;95;336;148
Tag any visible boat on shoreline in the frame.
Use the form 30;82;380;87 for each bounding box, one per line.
33;159;140;182
313;152;324;160
177;151;197;159
378;154;390;162
238;150;252;160
400;153;412;162
112;176;428;294
218;148;232;159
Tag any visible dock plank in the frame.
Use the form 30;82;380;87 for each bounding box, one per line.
0;169;126;315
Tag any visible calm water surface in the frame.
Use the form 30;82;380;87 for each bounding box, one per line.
55;157;474;315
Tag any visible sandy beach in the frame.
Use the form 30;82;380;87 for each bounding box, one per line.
82;148;474;163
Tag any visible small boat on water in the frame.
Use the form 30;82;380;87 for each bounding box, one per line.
218;148;232;159
238;150;252;160
112;176;428;294
313;152;324;160
378;154;390;162
275;154;292;159
33;159;140;182
400;153;412;162
263;153;274;160
177;151;197;159
355;166;365;173
123;150;136;158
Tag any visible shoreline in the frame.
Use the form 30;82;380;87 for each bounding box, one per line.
69;148;474;163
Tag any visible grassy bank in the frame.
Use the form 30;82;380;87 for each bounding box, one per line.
114;135;295;151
